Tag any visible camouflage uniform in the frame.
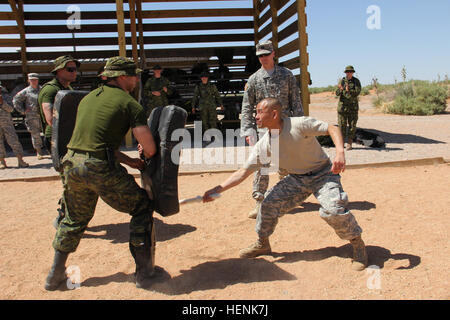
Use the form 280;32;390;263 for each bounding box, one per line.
0;97;24;159
13;84;43;152
336;66;361;141
256;162;362;240
143;75;171;118
241;41;304;201
191;80;223;131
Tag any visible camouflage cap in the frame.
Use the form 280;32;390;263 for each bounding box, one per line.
153;65;162;70
27;73;39;80
345;65;355;73
100;56;142;78
51;55;80;74
256;40;273;56
200;71;210;78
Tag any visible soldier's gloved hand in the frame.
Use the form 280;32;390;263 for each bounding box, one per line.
128;158;146;171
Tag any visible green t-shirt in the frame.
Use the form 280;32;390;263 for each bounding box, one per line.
38;78;73;138
67;84;147;152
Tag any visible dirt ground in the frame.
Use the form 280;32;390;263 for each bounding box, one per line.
0;163;449;300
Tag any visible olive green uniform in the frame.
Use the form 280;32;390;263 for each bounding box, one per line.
53;84;152;253
336;76;361;141
191;82;222;130
143;76;170;118
38;78;73;142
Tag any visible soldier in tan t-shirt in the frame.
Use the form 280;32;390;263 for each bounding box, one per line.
203;97;368;271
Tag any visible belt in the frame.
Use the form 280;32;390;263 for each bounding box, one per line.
69;149;108;160
302;161;331;176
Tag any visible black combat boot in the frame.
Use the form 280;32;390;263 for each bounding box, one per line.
129;223;156;289
45;250;69;291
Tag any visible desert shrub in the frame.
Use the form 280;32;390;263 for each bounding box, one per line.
385;81;448;115
360;86;370;96
309;85;337;94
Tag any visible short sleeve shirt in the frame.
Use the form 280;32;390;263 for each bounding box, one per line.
67;84;147;152
244;117;330;174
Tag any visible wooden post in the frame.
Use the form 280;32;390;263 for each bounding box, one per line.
252;0;260;46
128;0;141;102
136;0;146;69
8;0;27;81
116;0;132;147
296;0;310;116
270;0;278;57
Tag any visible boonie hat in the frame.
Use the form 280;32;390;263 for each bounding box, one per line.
27;73;39;80
256;40;274;56
153;65;162;70
100;56;142;78
51;55;80;74
344;65;355;73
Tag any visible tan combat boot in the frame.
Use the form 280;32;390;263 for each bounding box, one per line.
18;157;29;168
36;148;45;160
248;200;262;219
0;159;6;170
239;237;271;258
346;139;353;151
350;236;368;271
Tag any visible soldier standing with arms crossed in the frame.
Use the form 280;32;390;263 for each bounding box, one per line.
241;40;304;219
143;65;171;118
13;73;45;160
191;71;223;131
0;89;29;169
45;57;159;291
203;98;368;271
336;65;361;151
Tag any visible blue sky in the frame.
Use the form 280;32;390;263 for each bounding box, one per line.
0;0;449;87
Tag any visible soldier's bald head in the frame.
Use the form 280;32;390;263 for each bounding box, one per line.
260;97;282;114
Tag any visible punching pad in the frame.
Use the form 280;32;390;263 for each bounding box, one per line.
51;90;89;172
141;105;187;216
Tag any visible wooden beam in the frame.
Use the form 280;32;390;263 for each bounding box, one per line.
8;0;27;79
296;0;310;115
115;0;132;147
140;8;253;19
116;0;127;57
128;0;140;101
270;0;279;57
252;0;260;45
0;26;19;34
24;21;253;34
135;0;146;69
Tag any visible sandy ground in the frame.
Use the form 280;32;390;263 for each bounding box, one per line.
0;92;449;300
0;164;449;300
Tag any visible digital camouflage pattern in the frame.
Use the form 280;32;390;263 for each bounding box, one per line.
336;76;361;140
241;64;304;200
100;56;142;78
191;82;223;130
0;99;24;158
53;150;153;253
13;85;43;150
255;163;362;240
240;64;304;138
143;76;171;117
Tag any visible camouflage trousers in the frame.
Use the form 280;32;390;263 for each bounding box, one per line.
200;104;218;131
52;150;154;253
0;116;24;158
338;111;358;140
24;116;43;150
256;162;362;240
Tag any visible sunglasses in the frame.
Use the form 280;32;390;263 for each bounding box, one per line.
65;67;77;73
258;53;271;57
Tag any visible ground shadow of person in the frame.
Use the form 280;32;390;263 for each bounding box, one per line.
80;258;295;293
146;258;296;295
84;217;196;243
286;200;376;214
272;244;420;270
81;267;172;288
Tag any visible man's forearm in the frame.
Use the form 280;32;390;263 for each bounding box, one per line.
327;125;345;152
42;103;53;126
215;168;253;194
